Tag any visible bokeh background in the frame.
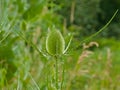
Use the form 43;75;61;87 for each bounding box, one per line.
0;0;120;90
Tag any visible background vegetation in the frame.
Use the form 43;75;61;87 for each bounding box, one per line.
0;0;120;90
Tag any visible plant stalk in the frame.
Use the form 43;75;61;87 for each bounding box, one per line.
55;56;59;90
61;60;65;90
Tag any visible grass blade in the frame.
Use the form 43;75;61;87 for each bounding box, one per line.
29;73;40;90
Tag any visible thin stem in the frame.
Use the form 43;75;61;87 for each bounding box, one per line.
29;72;40;90
74;9;118;50
17;74;20;90
55;56;59;90
61;60;65;90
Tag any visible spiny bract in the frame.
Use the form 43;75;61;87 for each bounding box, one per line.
46;29;65;56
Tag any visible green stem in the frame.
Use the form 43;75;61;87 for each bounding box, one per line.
55;56;59;90
61;60;65;90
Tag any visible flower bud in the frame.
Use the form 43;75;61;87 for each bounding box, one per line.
46;29;65;56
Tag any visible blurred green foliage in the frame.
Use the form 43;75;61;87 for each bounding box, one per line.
0;0;120;90
55;0;120;38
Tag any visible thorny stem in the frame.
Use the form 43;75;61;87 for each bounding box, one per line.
61;60;65;90
55;56;59;90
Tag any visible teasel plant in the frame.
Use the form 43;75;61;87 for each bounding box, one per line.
16;9;118;90
45;9;118;90
45;27;72;90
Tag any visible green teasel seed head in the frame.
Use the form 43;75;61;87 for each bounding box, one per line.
46;29;65;56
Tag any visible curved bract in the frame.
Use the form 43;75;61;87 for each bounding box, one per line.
46;29;65;56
